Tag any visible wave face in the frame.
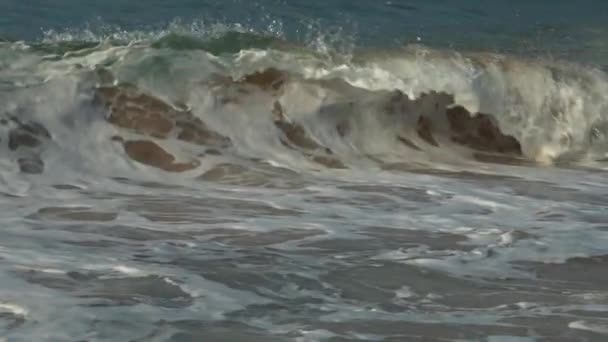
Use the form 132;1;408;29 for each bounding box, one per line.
1;31;608;181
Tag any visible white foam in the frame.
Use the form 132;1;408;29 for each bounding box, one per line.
40;268;67;275
112;265;143;276
12;265;67;275
453;195;513;210
294;329;337;342
395;286;417;299
163;277;202;298
515;302;538;310
569;320;608;334
0;303;28;317
499;231;515;246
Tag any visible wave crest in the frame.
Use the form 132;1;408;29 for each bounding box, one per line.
1;34;608;180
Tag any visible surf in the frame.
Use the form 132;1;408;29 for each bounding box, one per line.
1;30;608;183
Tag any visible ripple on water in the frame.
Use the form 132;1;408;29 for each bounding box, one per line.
13;269;193;308
28;206;118;222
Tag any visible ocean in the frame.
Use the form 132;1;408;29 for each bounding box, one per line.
1;1;608;341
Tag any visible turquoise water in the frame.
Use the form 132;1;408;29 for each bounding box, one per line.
2;1;608;341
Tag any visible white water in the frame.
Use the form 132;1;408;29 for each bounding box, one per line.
1;39;608;341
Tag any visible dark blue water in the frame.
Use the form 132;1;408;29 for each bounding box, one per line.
2;0;608;65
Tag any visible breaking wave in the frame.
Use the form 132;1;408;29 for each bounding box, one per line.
2;27;608;184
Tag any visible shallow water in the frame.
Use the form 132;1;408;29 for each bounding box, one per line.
1;1;608;341
2;166;608;341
